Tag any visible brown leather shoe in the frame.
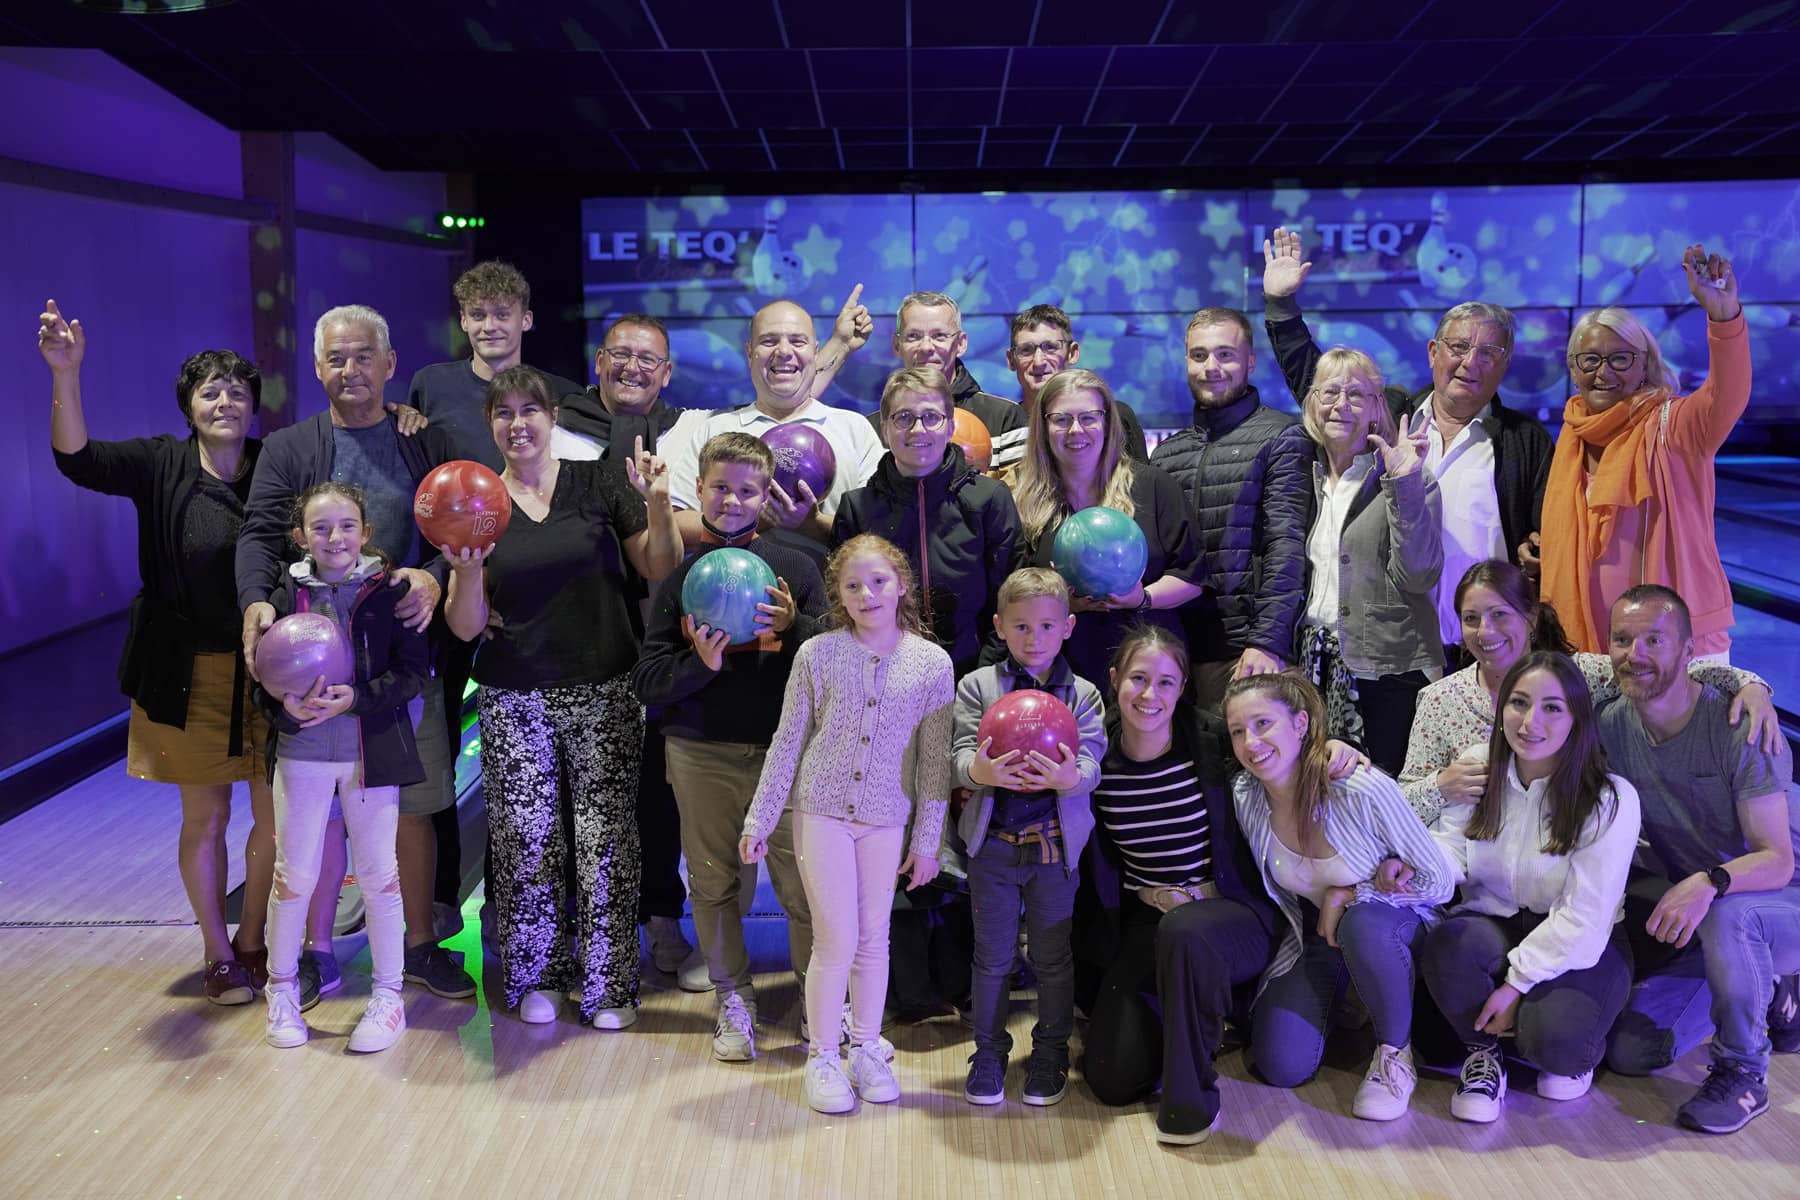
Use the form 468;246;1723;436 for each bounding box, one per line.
232;937;269;990
203;959;255;1005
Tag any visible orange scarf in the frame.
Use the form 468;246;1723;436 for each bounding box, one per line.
1540;391;1661;651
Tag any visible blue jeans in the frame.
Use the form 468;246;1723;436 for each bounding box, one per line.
968;837;1079;1061
1422;910;1633;1076
1608;871;1800;1076
1252;900;1429;1087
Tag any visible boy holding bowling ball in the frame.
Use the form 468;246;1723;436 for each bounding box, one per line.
630;433;828;1062
951;567;1106;1107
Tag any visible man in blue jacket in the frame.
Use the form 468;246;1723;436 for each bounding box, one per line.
237;303;474;1003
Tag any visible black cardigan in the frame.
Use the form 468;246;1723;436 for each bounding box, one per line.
236;410;458;610
54;434;263;740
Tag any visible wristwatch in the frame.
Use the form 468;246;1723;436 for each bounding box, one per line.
1706;865;1732;898
1136;589;1153;611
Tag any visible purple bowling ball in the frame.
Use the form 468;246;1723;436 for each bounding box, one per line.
761;423;838;502
256;613;353;699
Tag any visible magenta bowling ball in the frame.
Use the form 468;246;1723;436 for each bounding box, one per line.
761;423;838;501
256;613;353;699
977;689;1080;791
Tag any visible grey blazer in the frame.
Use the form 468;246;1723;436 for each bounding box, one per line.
1304;461;1444;677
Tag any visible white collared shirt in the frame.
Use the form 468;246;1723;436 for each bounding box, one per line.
1420;394;1507;647
1304;455;1374;629
662;398;886;517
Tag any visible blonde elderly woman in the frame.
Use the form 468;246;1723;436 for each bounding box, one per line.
1539;245;1747;657
1296;348;1444;774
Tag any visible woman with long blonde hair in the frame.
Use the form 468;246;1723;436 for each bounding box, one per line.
1008;368;1207;690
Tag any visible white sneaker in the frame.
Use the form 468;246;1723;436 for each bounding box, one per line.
804;1052;856;1114
648;916;697;974
348;988;406;1053
674;945;713;993
1352;1043;1416;1121
1537;1068;1593;1100
847;1041;900;1103
519;989;560;1024
1451;1046;1508;1123
265;982;308;1049
714;994;757;1062
591;1006;637;1030
800;1007;893;1058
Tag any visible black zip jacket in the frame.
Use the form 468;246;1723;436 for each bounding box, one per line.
830;444;1022;676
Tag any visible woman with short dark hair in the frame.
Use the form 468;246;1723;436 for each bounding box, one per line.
41;300;276;1005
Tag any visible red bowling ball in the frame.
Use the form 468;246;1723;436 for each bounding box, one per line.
256;612;353;700
414;460;512;555
761;423;838;501
977;689;1080;790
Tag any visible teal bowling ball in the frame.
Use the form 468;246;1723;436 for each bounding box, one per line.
1051;506;1148;599
681;547;777;645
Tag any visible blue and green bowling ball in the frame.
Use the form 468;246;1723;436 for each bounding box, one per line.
1051;506;1148;599
681;547;777;645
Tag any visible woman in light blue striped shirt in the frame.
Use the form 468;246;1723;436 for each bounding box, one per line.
1225;673;1457;1122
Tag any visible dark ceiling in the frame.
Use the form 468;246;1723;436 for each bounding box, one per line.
8;0;1800;187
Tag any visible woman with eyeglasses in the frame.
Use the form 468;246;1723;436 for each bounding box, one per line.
1540;244;1749;657
1009;368;1208;691
1295;348;1444;775
833;366;1022;678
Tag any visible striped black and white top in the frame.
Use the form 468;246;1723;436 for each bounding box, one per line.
1094;748;1212;890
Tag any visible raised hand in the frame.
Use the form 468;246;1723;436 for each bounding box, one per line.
439;542;492;574
624;434;671;506
833;283;873;351
1683;243;1741;321
1262;227;1313;299
38;300;85;372
1369;406;1429;477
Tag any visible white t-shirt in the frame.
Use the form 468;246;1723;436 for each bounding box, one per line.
1304;456;1374;629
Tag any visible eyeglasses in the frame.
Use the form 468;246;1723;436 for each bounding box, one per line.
602;347;668;369
1011;339;1068;360
1569;350;1639;374
1313;385;1373;408
900;331;958;347
886;409;949;432
1438;339;1508;366
1046;410;1107;433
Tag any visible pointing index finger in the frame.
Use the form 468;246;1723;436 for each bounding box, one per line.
844;283;864;310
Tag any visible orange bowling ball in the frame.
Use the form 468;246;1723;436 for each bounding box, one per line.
951;408;993;472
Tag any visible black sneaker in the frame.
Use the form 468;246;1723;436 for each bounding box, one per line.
964;1051;1007;1105
1770;974;1800;1054
1022;1054;1069;1107
1677;1063;1769;1134
403;943;477;999
297;949;342;1012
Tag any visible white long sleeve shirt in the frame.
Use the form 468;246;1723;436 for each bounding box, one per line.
1433;764;1641;992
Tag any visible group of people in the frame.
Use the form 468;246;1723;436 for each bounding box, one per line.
37;229;1797;1148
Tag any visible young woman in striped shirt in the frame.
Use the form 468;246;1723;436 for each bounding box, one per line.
1226;672;1456;1122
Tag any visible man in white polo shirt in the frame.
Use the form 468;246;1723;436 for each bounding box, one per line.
664;298;885;562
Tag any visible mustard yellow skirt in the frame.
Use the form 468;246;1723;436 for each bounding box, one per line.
126;650;267;786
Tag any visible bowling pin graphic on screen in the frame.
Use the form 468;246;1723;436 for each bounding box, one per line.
750;197;807;296
1415;191;1478;296
1593;245;1657;306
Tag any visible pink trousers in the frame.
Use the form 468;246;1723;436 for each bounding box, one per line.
792;812;905;1055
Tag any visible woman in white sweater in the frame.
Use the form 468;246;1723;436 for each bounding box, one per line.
1418;650;1640;1123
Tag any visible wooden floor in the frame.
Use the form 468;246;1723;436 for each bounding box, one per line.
3;773;1797;1200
